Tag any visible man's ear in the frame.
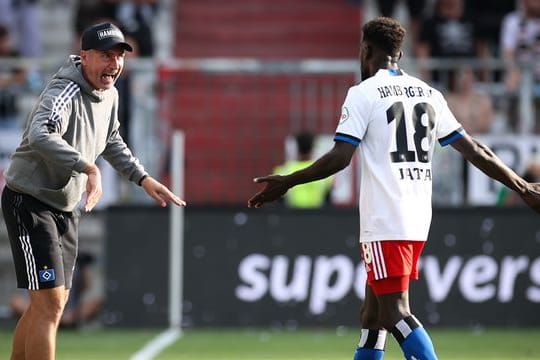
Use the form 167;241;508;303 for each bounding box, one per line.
80;50;88;64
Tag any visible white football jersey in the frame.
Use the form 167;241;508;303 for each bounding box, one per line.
335;69;464;242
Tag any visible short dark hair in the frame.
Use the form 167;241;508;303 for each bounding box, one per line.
295;132;314;155
362;17;405;57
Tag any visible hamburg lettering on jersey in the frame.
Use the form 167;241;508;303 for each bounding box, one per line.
377;84;433;99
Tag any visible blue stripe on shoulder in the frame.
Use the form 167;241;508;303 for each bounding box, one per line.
334;132;360;147
439;127;465;146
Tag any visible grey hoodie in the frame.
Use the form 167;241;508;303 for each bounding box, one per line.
4;55;148;211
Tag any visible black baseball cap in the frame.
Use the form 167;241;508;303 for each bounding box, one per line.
81;22;133;52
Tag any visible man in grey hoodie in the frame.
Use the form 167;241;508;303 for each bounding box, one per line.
1;22;186;360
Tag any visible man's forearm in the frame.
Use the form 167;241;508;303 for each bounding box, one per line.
466;139;527;194
287;150;349;187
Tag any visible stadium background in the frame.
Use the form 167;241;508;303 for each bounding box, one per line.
1;0;540;358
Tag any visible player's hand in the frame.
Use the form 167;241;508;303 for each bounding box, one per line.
521;182;540;214
84;164;102;212
248;175;289;208
141;176;186;207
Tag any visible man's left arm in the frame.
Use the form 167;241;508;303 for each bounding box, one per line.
451;133;540;213
102;127;185;207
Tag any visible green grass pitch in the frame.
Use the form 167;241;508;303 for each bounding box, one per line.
1;327;540;359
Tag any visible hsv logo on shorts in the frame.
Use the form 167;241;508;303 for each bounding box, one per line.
39;268;56;283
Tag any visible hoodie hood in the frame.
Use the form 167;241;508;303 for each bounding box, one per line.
53;55;107;102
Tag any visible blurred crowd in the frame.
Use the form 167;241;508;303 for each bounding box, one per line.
0;0;538;132
372;0;540;135
0;0;159;131
2;0;540;135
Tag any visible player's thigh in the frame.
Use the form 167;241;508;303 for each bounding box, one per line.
360;240;424;294
2;188;72;290
360;284;380;327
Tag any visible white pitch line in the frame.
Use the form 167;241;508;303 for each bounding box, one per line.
130;327;182;360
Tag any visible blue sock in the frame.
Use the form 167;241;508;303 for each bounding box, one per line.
400;327;437;360
353;348;384;360
353;329;386;360
391;316;438;360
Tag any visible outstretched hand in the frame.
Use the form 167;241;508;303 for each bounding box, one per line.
521;182;540;214
141;176;186;207
84;164;102;212
248;175;290;208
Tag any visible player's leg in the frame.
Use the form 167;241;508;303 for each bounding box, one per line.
353;284;387;360
10;300;31;360
2;187;78;359
377;291;437;360
16;287;70;360
353;243;388;359
368;241;437;360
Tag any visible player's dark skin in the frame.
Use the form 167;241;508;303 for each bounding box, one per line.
248;39;540;331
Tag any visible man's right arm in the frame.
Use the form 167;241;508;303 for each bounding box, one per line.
285;141;356;186
27;85;88;172
248;141;356;208
450;133;540;213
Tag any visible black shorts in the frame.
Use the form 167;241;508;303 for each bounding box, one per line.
1;186;79;290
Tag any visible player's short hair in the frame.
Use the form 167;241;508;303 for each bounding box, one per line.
362;17;405;57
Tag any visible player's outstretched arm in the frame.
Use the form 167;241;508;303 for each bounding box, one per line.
521;183;540;213
248;141;356;208
451;133;540;214
140;176;186;207
248;174;290;208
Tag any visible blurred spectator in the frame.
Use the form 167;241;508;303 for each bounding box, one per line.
115;29;140;148
446;66;494;134
106;0;160;57
465;0;516;57
374;0;427;49
12;0;42;57
416;0;489;89
500;0;540;133
273;132;333;208
0;24;26;129
497;155;540;206
0;0;13;30
0;0;41;57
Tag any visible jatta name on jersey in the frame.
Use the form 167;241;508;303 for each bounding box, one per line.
397;166;432;181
